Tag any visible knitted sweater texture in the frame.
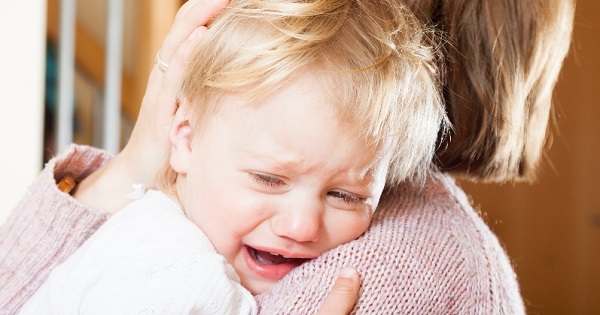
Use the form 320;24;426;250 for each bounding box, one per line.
0;145;525;314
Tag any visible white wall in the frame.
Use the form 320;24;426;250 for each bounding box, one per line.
0;1;46;224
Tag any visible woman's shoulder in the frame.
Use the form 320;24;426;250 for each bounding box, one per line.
376;172;502;250
365;172;525;313
375;172;509;252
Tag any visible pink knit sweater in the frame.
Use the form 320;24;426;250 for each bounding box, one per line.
0;145;525;314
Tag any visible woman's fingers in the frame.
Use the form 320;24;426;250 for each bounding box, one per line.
316;267;360;315
149;0;228;117
160;0;229;63
155;26;206;121
142;0;227;136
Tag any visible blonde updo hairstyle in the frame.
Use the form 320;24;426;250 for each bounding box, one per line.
158;0;449;190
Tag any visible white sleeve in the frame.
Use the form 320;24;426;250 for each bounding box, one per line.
19;193;257;315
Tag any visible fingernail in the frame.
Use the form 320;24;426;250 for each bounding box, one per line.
339;267;358;279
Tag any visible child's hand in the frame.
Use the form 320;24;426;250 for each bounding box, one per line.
73;0;228;214
316;267;361;315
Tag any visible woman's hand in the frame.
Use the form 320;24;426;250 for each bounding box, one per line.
317;267;360;315
73;0;228;214
123;0;229;182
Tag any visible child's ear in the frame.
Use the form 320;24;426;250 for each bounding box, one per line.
169;104;193;175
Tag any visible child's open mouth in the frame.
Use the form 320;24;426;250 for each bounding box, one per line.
243;245;310;279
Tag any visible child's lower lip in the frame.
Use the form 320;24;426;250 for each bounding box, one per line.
243;245;306;280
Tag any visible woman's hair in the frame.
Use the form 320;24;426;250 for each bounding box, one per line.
159;0;449;189
405;0;575;182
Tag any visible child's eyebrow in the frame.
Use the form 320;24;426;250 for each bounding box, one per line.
271;160;305;172
262;158;308;174
242;149;305;172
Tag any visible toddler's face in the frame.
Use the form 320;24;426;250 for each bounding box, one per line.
171;73;390;294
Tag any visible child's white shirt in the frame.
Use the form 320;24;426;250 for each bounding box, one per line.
19;190;257;315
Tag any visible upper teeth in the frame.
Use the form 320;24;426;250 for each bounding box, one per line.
269;252;281;256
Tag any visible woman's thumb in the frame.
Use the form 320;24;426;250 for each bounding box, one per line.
316;267;360;315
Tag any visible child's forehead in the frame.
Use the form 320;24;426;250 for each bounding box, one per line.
203;71;388;160
210;70;344;119
187;66;391;160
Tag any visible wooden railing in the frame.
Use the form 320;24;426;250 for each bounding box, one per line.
46;0;181;149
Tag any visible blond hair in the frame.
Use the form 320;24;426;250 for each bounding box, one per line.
159;0;449;189
406;0;575;182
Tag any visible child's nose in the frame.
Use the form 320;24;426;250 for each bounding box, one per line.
270;197;323;243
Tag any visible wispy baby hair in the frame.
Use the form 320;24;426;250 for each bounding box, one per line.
171;0;449;187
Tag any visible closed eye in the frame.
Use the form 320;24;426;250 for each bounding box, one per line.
327;191;366;205
249;173;285;187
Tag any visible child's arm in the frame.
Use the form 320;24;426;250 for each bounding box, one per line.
18;191;258;314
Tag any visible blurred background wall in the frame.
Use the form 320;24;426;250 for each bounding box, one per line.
0;1;46;223
0;0;598;314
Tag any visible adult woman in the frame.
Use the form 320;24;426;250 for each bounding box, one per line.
0;0;574;313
